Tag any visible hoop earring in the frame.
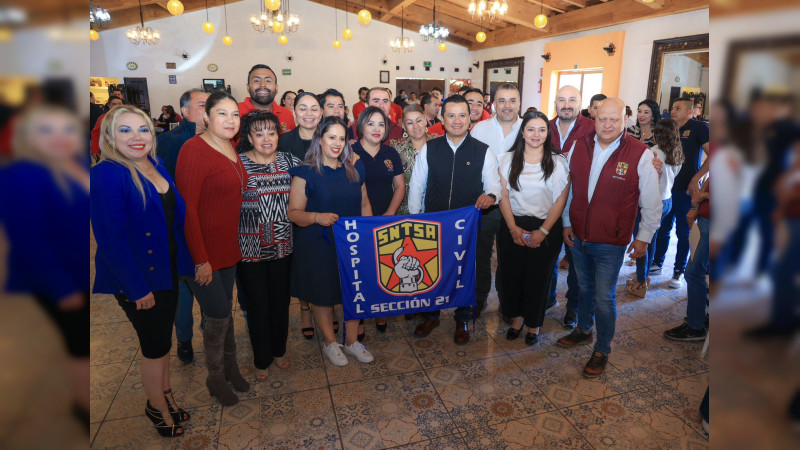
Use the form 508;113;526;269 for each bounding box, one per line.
402;131;408;139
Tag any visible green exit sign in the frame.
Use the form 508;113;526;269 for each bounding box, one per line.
282;69;291;75
424;61;432;67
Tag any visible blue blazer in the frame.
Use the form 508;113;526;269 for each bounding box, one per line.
91;156;194;301
0;161;88;303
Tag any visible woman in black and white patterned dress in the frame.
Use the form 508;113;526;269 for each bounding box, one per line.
236;111;301;380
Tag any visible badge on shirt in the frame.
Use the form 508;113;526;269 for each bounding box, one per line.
384;159;394;171
616;162;629;176
682;130;691;138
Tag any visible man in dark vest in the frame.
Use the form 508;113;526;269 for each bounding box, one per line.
549;85;595;330
556;98;662;378
407;95;501;344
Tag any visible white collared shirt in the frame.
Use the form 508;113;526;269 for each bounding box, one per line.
408;134;501;214
563;134;662;243
470;116;523;164
557;118;577;150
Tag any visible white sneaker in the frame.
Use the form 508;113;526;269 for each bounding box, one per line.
343;341;374;363
668;272;684;289
323;342;348;366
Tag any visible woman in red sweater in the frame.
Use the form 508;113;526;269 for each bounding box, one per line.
176;92;249;406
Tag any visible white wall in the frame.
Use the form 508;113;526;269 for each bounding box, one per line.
90;3;709;117
472;9;709;113
89;1;471;112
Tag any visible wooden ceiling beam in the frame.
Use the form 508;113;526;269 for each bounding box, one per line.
633;0;665;9
471;0;708;50
94;0;245;29
560;0;587;7
523;0;566;14
382;0;419;20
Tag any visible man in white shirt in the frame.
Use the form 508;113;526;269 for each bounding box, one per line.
408;95;501;344
556;98;662;378
469;83;522;317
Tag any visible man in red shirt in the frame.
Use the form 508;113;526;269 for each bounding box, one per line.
238;64;296;133
352;86;369;122
90;95;124;160
386;88;404;124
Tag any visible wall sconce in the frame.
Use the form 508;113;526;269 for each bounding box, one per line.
541;52;551;62
603;42;615;56
472;60;480;68
287;52;293;61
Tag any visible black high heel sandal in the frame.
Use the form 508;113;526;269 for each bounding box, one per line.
300;306;314;340
145;400;184;437
164;389;190;423
375;319;388;333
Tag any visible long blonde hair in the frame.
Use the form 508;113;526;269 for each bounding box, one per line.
98;105;158;207
12;105;84;195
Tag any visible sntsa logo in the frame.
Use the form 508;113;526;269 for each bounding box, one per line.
374;219;441;296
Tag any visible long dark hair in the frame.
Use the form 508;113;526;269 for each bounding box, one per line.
237;111;279;153
507;110;560;191
636;99;660;129
305;116;359;182
356;106;388;142
654;119;685;166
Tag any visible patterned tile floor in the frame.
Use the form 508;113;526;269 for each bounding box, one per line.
86;241;714;449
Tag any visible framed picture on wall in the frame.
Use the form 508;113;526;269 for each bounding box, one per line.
203;79;226;93
169;75;177;84
380;71;390;84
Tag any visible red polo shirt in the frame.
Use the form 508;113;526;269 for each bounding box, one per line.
238;98;296;133
353;101;367;122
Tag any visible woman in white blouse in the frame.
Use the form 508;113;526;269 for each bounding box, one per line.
498;111;570;345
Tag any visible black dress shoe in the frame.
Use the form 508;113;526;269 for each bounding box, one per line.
375;320;388;333
524;332;539;346
177;341;194;364
506;327;522;340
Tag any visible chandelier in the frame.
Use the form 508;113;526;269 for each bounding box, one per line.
419;0;449;43
467;0;507;24
126;0;160;45
89;4;111;30
250;0;299;34
390;7;413;52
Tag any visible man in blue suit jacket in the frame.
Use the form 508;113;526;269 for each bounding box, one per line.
156;88;209;363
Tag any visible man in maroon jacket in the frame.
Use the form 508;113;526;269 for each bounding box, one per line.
556;98;662;378
549;85;597;329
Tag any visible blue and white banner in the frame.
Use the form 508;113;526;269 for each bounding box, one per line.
333;206;480;320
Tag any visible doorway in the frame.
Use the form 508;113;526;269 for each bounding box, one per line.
123;77;151;116
395;78;445;103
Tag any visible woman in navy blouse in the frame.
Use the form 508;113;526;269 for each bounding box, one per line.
91;105;194;438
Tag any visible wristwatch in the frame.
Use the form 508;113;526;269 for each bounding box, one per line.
487;193;497;201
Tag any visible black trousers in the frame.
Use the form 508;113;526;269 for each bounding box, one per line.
497;216;563;329
236;256;292;370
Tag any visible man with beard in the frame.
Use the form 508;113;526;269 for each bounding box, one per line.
549;85;594;330
352;86;369;122
470;83;523;317
238;64;296;133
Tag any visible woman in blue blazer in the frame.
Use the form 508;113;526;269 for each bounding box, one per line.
0;105;90;426
91;105;193;438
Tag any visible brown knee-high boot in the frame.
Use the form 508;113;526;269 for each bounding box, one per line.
203;316;239;406
223;316;250;392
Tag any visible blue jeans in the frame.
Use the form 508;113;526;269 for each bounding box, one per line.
549;246;580;313
635;198;672;282
770;218;800;331
571;237;626;355
174;280;194;342
686;217;709;330
654;190;692;273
